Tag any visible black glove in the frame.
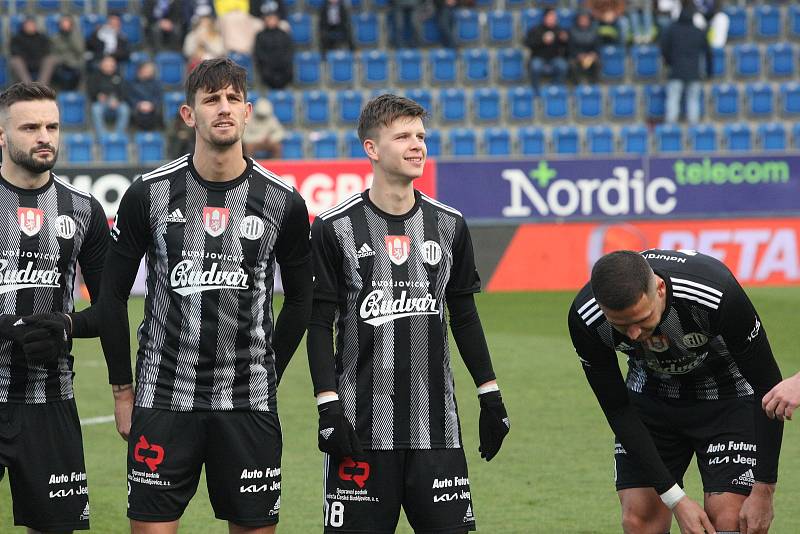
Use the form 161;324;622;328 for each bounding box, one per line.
318;398;363;458
0;315;31;346
20;313;71;365
478;390;510;461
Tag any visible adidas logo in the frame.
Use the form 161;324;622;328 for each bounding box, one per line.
269;496;281;516
502;417;510;429
79;502;90;521
13;318;25;327
320;428;334;440
463;504;474;523
356;243;375;258
166;208;186;223
616;342;636;351
732;469;755;486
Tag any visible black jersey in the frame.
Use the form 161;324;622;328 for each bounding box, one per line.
311;190;481;450
0;173;108;404
110;156;310;412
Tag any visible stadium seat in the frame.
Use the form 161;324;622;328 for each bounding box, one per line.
724;123;752;152
767;43;795;77
507;0;526;7
328;50;354;85
99;133;129;163
586;125;614;154
430;49;458;84
282;131;304;159
724;6;747;40
746;83;774;117
289;13;312;47
600;46;625;80
450;128;477;156
522;8;543;33
553;126;580;154
463;48;490;83
344;130;363;158
57;92;86;128
632;45;660;79
440;88;467;123
519;126;545;155
45;13;60;35
575;84;602;120
125;51;151;81
758;122;786;151
405;88;433;114
302;90;330;125
361;50;389;85
336;90;362;124
688;124;717;152
754;5;781;39
557;8;575;30
609;85;636;120
107;0;129;10
791;5;800;39
621;124;648;154
484;128;512;156
455;10;480;45
497;48;525;84
420;15;441;46
793;123;800;150
306;0;324;8
295;51;321;85
780;82;800;116
473;88;501;122
228;52;254;84
154;51;185;86
162;91;183;122
353;12;379;47
644;84;666;119
487;11;514;44
65;134;93;163
135;132;165;163
39;0;62;10
654;124;683;153
508;86;535;121
733;44;761;78
121;14;142;46
396;49;424;85
425;130;442;157
311;130;338;159
80;14;106;40
0;57;7;89
710;47;727;78
268;90;295;125
711;83;740;118
542;85;568;120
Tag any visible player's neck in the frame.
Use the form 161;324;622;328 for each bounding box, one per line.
0;161;50;190
191;144;247;182
369;177;415;215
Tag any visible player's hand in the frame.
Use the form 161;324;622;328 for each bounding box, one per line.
478;390;510;461
19;313;71;364
672;496;716;534
739;483;775;534
113;384;135;441
762;373;800;421
317;399;363;458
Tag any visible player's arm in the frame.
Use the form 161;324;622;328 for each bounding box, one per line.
272;189;313;383
69;196;110;337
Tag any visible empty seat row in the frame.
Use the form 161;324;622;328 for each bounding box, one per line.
63;132;165;163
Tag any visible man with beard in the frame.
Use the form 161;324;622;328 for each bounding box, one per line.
0;82;109;532
99;58;312;534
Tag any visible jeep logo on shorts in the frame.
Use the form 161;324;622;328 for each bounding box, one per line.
683;332;708;348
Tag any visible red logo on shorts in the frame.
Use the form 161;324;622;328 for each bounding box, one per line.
338;457;370;488
134;435;165;472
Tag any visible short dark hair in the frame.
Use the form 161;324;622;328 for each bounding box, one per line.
357;93;427;142
590;250;654;311
0;82;57;115
185;57;247;106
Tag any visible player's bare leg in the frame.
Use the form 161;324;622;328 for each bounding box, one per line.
228;523;276;534
618;488;672;534
704;491;746;531
131;519;179;534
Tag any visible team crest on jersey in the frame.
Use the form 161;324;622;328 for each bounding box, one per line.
203;207;229;237
56;215;76;239
644;335;670;352
420;240;442;265
18;207;44;236
385;235;410;265
239;215;265;240
683;332;709;348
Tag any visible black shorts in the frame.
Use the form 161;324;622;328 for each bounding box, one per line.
614;392;756;496
0;399;89;531
322;448;476;534
127;407;282;527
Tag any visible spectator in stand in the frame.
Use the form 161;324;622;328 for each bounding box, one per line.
126;61;164;131
87;14;131;70
318;0;355;60
143;0;187;51
661;4;711;124
629;0;656;44
254;9;294;89
165;110;195;159
9;17;56;86
569;11;600;84
655;0;681;32
433;0;458;49
588;0;630;45
183;15;227;72
389;0;423;48
243;98;285;159
691;0;729;48
524;8;570;92
217;1;264;54
88;55;130;136
251;0;286;20
50;15;86;91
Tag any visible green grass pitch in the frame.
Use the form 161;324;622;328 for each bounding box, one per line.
2;290;799;532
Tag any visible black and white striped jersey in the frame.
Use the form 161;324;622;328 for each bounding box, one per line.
569;249;765;401
110;156;310;412
311;190;481;450
0;173;108;404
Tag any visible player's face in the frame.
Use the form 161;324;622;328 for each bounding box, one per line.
368;116;426;182
0;99;60;175
601;277;666;342
183;85;251;150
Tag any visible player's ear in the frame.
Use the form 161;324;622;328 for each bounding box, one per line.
244;100;252;125
179;104;195;128
363;138;378;161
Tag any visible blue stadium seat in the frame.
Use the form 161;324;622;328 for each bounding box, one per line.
463;48;490;83
99;133;129;163
289;13;312;47
507;0;526;7
328;50;354;85
80;14;106;40
780;82;800;116
542;85;568;120
553;126;580;154
107;0;130;11
39;0;62;10
303;90;330;125
746;83;774;117
361;50;389;85
586;125;614;154
484;128;512;156
295;51;321;85
688;124;717;152
455;10;480;45
405;88;433;114
473;88;501;122
645;84;666;119
312;130;338;159
711;83;740;118
0;57;7;89
507;86;535;121
336;90;362;124
228;52;254;84
282;131;304;159
57;92;86;128
610;85;636;120
733;44;761;78
135;132;165;163
353;12;379;47
654;124;683;153
710;47;727;78
758;122;786;151
9;14;26;37
268;90;296;125
345;130;363;158
497;48;525;84
121;14;142;46
522;9;543;33
793;123;800;150
154;51;185;85
724;123;752;152
632;45;660;79
65;134;93;164
557;8;575;30
45;13;60;35
125;51;151;81
430;49;457;84
575;84;602;120
488;11;514;44
450;128;477;156
724;6;747;40
519;126;545;155
425;130;442;157
421;15;441;46
396;49;423;84
754;5;781;39
600;45;625;80
162;91;183;122
440;88;466;123
791;5;800;39
621;124;648;154
306;0;324;8
767;43;794;77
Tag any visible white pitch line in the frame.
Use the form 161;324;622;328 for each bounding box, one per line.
80;415;115;426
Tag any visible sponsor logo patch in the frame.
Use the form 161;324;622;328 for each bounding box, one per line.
203;207;229;237
18;207;44;236
385;235;410;265
338;457;370;489
356;243;375;258
133;435;165;472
